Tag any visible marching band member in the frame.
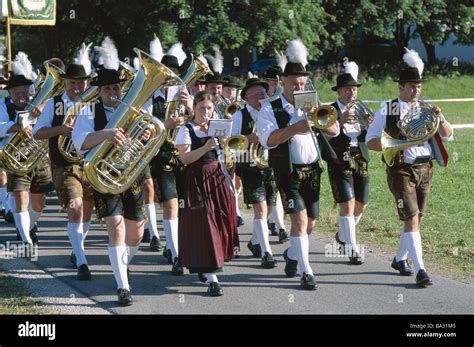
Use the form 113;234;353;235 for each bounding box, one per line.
328;61;367;265
0;52;53;246
223;77;241;103
257;39;339;290
366;48;453;287
204;46;225;98
33;44;94;280
72;38;149;306
231;78;277;268
176;91;238;296
263;65;288;239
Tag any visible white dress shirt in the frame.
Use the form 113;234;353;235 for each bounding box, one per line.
366;98;454;164
32;93;77;138
0;100;15;138
71;101;116;155
257;95;339;165
175;122;208;145
336;99;361;147
231;104;259;136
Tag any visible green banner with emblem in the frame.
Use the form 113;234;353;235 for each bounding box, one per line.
8;0;56;26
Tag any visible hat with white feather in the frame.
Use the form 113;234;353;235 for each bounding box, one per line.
332;61;362;91
281;39;311;77
162;42;187;70
394;47;426;83
204;45;226;84
6;51;36;89
61;43;92;79
92;37;126;86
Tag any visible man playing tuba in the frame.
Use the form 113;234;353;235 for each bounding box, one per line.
366;48;453;287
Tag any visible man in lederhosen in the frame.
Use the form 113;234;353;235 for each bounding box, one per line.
366;48;453;287
328;61;368;265
231;78;278;268
0;52;54;247
258;39;340;290
33;44;94;280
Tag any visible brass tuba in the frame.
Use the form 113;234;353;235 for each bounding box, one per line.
381;101;440;167
0;62;65;174
165;54;211;142
83;49;183;195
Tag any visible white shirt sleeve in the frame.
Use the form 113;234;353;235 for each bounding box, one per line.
257;103;279;149
71;106;95;155
365;105;387;144
231;110;243;136
175;124;191;145
0;102;15;138
142;98;153;116
32;98;54;138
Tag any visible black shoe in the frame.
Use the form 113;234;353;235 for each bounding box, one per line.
247;241;261;258
163;248;173;264
261;252;277;269
391;257;414;276
149;236;162;252
207;282;223;296
198;273;207;283
171;257;184;276
77;264;92;281
15;228;21;241
237;216;245;227
142;229;151;243
349;254;364;265
283;248;298;278
335;232;346;255
29;225;39;246
416;270;433;287
278;229;289;244
300;273;318;290
4;210;14;224
117;288;133;306
268;221;278;236
70;252;77;269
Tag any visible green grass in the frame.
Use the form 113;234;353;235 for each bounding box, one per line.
0;270;48;314
316;128;473;281
315;75;474;125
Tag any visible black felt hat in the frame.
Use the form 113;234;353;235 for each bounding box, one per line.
331;73;362;91
394;67;425;83
91;68;126;86
161;55;180;69
240;78;269;99
5;74;34;89
264;65;282;80
60;63;90;79
281;62;311;77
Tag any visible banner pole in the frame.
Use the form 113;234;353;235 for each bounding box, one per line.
6;14;11;71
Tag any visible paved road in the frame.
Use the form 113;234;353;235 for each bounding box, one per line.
0;195;472;314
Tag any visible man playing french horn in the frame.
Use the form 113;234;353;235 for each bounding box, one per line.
366;48;453;288
33;44;94;280
328;61;369;265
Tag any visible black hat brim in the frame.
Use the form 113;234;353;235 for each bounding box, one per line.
241;81;269;99
60;73;91;80
331;82;362;91
91;78;127;87
393;78;426;83
281;71;311;77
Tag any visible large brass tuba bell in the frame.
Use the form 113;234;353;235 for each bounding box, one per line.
382;101;440;167
0;62;65;174
83;49;184;195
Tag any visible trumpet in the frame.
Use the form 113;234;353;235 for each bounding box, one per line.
382;100;440;167
345;99;374;128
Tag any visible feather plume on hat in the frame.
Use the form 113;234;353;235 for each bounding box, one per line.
167;43;187;66
74;42;92;75
12;52;37;80
196;53;210;69
205;45;224;74
344;61;359;81
150;35;163;62
286;39;308;67
95;37;119;70
403;47;424;77
275;50;287;71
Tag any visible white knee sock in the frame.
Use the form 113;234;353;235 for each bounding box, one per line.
205;273;218;283
404;231;425;273
354;214;362;226
235;186;242;217
67;222;87;266
290;235;313;276
14;211;32;244
287;242;297;261
0;187;6;210
108;245;129;290
145;203;160;238
163;219;179;259
250;228;259;245
127;244;140;265
340;216;359;255
253;219;272;255
395;227;408;261
271;193;286;231
28;208;42;230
